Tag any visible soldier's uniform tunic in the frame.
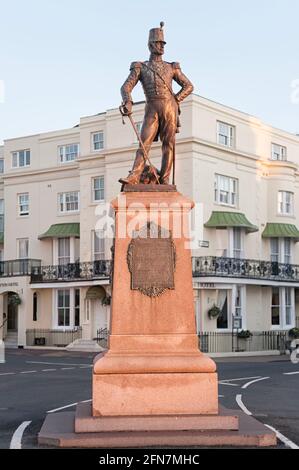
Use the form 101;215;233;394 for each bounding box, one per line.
121;59;193;184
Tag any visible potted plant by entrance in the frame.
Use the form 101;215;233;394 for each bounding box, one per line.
237;330;252;340
7;293;22;306
208;304;221;320
288;327;299;339
236;330;252;352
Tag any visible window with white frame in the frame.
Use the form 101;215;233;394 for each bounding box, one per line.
17;238;29;259
271;287;280;326
12;149;30;168
74;289;80;327
216;290;229;329
59;144;79;163
270;238;279;263
0;159;4;174
214;174;238;206
56;288;80;328
217;122;235;148
59;191;79;213
233;228;242;258
93;176;105;202
271;287;294;328
93;230;105;260
58;238;70;265
92;132;104;151
284;238;291;264
270;238;292;264
271;143;287;161
0;199;4;233
18;193;29;216
235;287;242;317
57;290;70;327
278;191;293;215
285;287;293;326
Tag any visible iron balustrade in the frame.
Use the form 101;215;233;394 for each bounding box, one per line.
192;256;299;282
30;260;112;283
26;327;82;347
0;259;41;277
198;330;288;354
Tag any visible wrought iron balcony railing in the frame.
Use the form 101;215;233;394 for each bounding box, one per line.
192;256;299;282
30;256;299;284
0;259;41;277
30;260;111;283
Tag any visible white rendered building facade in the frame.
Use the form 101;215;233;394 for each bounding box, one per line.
0;94;299;348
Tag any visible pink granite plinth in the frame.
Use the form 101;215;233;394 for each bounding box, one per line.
38;404;277;448
93;371;218;416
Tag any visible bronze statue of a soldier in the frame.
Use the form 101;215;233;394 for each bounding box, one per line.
119;22;194;186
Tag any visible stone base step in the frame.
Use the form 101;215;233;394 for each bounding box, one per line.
75;402;239;433
38;406;277;448
65;340;105;352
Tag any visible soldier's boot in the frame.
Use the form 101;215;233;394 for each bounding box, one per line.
118;172;141;185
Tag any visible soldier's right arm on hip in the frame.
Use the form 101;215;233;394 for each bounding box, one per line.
172;62;194;103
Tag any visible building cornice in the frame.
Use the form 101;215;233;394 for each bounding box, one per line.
2;163;79;183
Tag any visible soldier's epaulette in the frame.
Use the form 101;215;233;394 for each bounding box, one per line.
172;62;181;69
130;61;143;70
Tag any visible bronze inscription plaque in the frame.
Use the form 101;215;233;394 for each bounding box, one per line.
127;223;176;297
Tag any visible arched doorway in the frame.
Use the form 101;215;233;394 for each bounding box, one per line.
3;291;20;347
85;286;109;339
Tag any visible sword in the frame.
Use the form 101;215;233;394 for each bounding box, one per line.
119;105;160;185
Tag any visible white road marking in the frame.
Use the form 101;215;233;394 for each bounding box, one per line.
218;382;239;387
0;372;15;376
79;365;93;368
10;421;31;449
27;361;92;367
265;424;299;450
283;371;299;375
47;398;92;413
236;394;252;416
61;367;75;370
41;369;56;372
20;371;37;374
218;395;224;398
242;377;270;389
220;376;261;383
47;402;78;413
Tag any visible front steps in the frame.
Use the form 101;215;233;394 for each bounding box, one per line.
4;332;18;348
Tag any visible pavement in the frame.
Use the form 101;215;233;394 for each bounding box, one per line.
0;348;298;449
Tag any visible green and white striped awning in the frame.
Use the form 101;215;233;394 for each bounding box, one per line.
39;223;80;240
204;211;258;233
262;223;299;241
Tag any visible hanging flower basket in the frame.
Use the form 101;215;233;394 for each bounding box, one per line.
208;305;221;319
101;295;111;306
8;293;22;306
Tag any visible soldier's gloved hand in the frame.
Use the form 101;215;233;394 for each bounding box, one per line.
123;101;132;115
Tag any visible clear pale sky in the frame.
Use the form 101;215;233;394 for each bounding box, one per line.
1;0;299;144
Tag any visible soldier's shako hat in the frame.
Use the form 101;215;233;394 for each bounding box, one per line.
148;22;166;44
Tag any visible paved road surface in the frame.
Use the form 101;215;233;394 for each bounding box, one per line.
0;349;298;449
